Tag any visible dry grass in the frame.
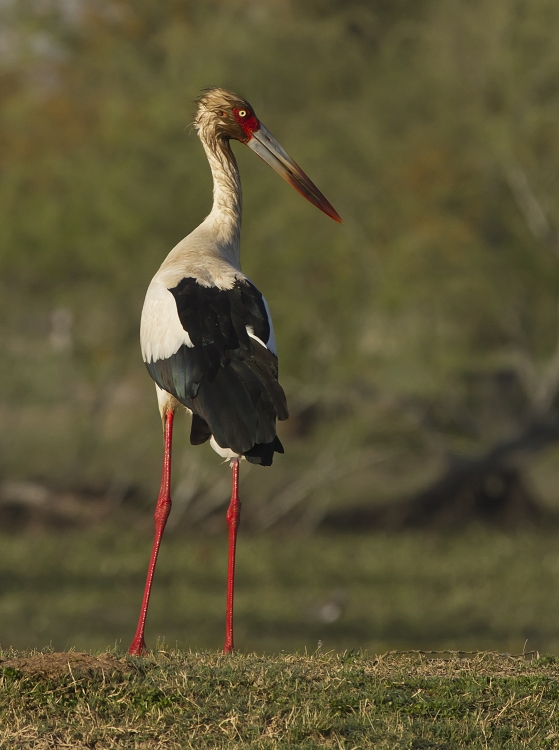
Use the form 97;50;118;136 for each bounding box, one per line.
1;648;558;748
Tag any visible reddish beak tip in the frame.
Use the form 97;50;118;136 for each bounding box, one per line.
329;210;343;224
247;124;342;225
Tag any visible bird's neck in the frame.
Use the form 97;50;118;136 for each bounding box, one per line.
202;137;242;269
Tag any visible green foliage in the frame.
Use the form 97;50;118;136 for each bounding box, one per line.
1;648;557;748
3;0;559;507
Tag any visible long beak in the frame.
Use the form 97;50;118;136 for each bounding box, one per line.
247;124;342;223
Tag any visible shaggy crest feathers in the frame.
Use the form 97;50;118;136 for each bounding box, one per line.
194;87;257;144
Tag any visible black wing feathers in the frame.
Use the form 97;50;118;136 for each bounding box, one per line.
147;277;287;466
190;413;212;445
171;277;270;350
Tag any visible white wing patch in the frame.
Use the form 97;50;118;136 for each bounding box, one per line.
141;278;278;362
140;280;193;363
246;326;268;350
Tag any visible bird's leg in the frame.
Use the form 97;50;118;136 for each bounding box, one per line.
129;409;174;656
224;458;241;654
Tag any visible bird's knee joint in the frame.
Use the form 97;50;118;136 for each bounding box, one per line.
154;499;172;526
226;502;241;528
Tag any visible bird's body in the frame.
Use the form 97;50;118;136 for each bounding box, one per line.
128;88;340;656
141;248;286;465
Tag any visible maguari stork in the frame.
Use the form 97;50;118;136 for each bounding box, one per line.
128;88;341;656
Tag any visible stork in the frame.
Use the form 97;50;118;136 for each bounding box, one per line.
128;88;341;656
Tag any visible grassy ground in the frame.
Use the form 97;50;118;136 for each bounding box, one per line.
1;649;557;748
1;526;559;655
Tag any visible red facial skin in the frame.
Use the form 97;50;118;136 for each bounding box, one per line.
233;107;260;140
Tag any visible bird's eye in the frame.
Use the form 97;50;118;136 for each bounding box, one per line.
238;110;247;118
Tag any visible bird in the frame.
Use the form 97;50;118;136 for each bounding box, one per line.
128;88;341;656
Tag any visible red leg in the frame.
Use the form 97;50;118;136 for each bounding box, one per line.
224;459;241;654
129;409;174;656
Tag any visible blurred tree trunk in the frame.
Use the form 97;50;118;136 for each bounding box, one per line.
322;417;559;530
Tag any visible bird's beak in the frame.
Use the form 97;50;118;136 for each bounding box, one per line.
247;124;342;223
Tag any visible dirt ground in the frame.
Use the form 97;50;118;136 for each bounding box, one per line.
0;651;132;678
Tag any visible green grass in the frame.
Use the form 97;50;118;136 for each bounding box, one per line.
1;649;558;748
1;526;559;655
2;528;559;747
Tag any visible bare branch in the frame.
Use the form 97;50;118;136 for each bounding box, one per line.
503;162;558;254
260;443;390;529
499;157;559;412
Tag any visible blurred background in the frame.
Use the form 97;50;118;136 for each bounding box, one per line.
2;0;559;655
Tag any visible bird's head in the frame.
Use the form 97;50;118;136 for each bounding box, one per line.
194;87;342;223
195;88;259;144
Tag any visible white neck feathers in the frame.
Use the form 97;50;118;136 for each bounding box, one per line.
156;123;245;285
199;129;242;269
